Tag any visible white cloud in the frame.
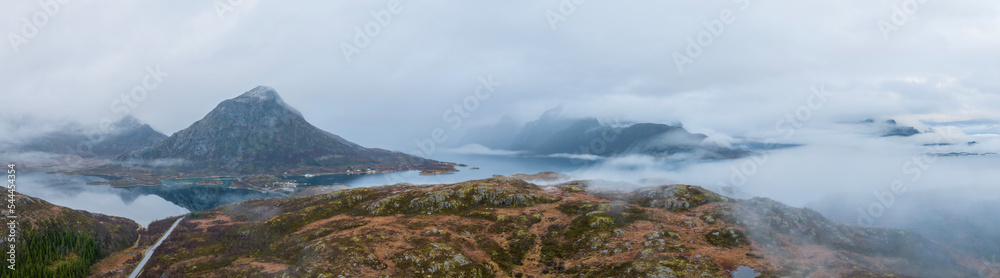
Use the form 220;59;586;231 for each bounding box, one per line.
0;0;997;151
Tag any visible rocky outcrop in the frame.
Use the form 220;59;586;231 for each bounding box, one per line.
861;118;921;137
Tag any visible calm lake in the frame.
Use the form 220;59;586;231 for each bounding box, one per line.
19;153;589;226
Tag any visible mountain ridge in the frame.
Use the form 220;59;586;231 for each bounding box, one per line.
7;115;167;159
460;110;750;159
78;86;455;184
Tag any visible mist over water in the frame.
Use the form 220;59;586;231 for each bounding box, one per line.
546;121;1000;263
563;122;999;202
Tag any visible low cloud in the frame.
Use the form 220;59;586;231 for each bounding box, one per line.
442;144;524;156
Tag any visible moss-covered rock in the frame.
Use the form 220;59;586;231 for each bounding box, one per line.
705;227;750;248
394;239;493;277
629;184;729;212
702;203;739;225
363;178;560;216
583;255;723;277
542;202;648;266
640;230;689;255
478;229;536;274
314;234;390;276
561;185;585;193
488;213;543;234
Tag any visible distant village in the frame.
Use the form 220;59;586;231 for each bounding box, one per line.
345;168;377;174
230;168;378;194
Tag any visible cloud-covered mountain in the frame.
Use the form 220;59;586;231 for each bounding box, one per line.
2;115;167;159
460;109;750;160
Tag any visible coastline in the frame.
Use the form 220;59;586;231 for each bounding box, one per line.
68;162;462;191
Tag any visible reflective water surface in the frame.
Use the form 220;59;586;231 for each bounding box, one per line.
18;154;586;226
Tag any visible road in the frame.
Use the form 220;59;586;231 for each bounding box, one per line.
128;216;185;278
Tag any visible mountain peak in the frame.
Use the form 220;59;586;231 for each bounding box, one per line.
236;86;283;103
114;115;143;129
227;86;302;117
108;86;452;176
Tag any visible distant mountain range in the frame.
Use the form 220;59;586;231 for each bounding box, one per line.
459;113;936;159
3;115;167;159
82;86;453;181
461;109;750;159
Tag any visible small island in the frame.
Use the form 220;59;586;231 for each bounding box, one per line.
195;179;224;186
230;174;300;193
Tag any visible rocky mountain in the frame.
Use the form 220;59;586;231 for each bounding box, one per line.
9;115;167;158
531;120;749;159
882;119;921;137
861;118;921;137
88;175;986;277
104;86;453;177
508;109;580;151
93;116;170;157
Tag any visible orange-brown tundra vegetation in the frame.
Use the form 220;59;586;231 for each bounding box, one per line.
89;175;982;277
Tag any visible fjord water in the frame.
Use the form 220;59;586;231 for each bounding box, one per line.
18;173;190;227
18;153;587;226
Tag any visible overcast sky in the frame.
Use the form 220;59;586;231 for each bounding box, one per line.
2;0;999;150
